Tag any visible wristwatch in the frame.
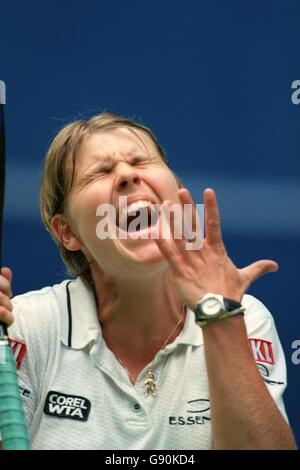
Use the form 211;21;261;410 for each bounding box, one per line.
193;293;245;328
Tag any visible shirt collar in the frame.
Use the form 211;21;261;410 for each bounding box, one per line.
160;307;203;356
179;307;203;346
61;278;101;350
60;277;203;350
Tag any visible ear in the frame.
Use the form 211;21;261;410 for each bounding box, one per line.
51;214;82;251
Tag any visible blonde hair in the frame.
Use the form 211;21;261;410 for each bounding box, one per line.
40;112;181;286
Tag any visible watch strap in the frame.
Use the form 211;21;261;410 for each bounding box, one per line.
194;293;245;328
195;305;245;328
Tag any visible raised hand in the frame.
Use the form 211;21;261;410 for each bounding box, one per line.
155;187;278;309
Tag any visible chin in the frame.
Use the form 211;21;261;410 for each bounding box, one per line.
113;236;168;269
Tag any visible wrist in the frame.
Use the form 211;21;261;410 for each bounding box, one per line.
202;311;245;332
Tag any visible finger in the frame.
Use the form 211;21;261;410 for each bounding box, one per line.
0;306;14;326
204;188;223;246
167;201;186;254
0;268;13;298
241;259;279;285
153;203;182;273
1;267;13;284
178;188;203;243
0;291;13;311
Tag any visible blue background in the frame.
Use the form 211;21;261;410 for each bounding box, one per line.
1;0;300;446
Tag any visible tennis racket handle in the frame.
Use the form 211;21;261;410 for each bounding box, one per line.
0;321;8;337
0;344;30;450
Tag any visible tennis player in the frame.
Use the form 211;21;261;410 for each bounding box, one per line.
0;113;296;449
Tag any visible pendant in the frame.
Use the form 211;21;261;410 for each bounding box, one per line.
143;369;157;396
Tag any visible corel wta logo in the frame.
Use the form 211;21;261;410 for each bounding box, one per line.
0;80;6;104
95;196;204;250
44;391;91;421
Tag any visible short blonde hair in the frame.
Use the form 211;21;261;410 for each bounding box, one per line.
40;112;181;286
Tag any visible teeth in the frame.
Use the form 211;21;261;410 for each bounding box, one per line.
120;200;153;222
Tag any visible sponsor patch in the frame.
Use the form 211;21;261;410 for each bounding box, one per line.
9;337;27;369
256;363;284;386
249;338;274;365
20;386;31;398
44;391;91;421
169;399;211;426
187;399;210;414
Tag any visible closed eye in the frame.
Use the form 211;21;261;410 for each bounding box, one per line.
77;158;149;188
131;157;149;166
76;168;111;188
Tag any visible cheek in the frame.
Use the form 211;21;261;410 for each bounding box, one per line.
68;188;110;242
73;185;109;218
146;168;179;200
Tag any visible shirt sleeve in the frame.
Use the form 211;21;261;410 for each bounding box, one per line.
242;294;289;423
0;287;60;445
0;301;39;444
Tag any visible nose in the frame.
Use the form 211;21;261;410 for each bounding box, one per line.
115;162;141;192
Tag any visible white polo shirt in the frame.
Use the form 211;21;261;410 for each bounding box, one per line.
5;278;288;450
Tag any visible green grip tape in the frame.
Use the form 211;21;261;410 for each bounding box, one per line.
0;344;30;450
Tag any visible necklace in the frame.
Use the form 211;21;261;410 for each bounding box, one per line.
116;304;186;397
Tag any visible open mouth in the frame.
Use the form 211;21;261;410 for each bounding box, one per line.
117;200;160;233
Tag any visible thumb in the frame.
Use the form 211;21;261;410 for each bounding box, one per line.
241;259;279;285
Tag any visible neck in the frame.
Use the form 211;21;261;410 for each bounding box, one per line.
91;266;185;363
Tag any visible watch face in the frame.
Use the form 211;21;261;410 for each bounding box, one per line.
202;297;222;316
